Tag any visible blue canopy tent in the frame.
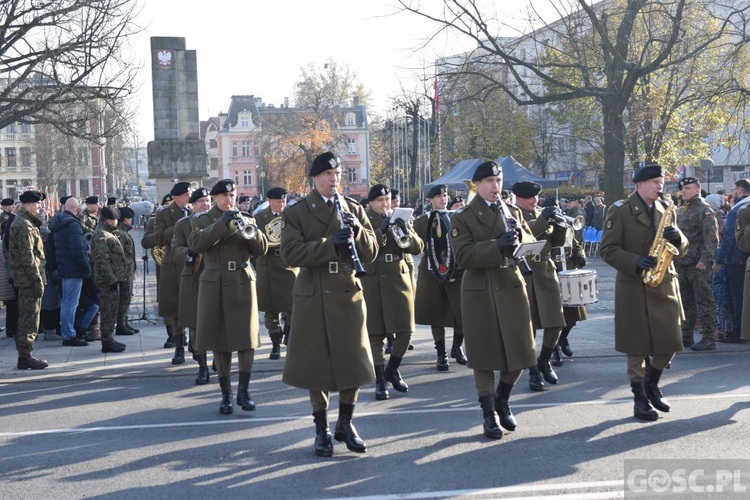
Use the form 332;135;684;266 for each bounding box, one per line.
422;155;556;192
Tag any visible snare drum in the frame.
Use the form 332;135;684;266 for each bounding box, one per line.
558;269;598;306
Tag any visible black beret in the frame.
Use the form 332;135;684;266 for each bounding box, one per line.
189;187;209;203
119;207;135;219
266;187;287;200
237;195;251;204
209;179;236;196
501;190;511;200
511;181;542;198
1;198;14;206
447;196;464;209
633;164;664;183
170;182;192;196
19;191;45;203
368;184;391;201
677;177;699;190
309;152;339;177
161;193;173;205
427;184;448;199
106;197;117;205
390;189;399;199
472;161;502;182
59;196;71;205
85;196;99;205
101;207;117;220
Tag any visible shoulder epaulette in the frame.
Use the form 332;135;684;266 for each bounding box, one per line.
344;196;360;206
613;200;626;207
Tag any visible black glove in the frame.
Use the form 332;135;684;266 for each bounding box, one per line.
663;226;682;246
221;209;240;225
497;231;518;251
342;212;361;236
109;282;119;291
332;227;352;246
540;206;558;222
185;249;194;263
393;218;408;234
636;256;658;273
574;253;587;268
379;215;391;233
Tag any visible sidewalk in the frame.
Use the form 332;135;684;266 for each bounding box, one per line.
2;233;747;383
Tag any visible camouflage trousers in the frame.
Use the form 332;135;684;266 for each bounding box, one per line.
117;277;133;325
677;264;717;335
99;284;121;341
15;286;42;357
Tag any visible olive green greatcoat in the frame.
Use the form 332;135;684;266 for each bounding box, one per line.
154;203;191;318
413;213;463;328
599;193;688;355
734;204;750;340
172;215;202;329
280;189;378;392
361;208;424;335
188;206;268;352
518;207;566;330
255;206;298;313
450;196;537;372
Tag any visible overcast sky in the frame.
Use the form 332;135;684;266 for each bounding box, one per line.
129;0;555;143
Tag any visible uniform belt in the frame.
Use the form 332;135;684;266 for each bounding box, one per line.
204;261;250;271
377;253;403;263
303;261;354;274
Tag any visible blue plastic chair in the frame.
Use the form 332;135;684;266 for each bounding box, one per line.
590;229;603;255
582;226;595;253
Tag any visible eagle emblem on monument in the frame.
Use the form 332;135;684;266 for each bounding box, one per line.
157;50;173;67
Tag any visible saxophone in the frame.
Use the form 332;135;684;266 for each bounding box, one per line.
643;193;680;287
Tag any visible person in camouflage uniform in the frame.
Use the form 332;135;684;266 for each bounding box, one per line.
115;206;138;336
79;196;100;234
1;198;19;338
9;191;48;369
90;207;127;353
674;177;719;351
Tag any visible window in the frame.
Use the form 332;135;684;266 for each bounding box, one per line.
234;170;239;185
19;122;32;133
241;141;251;158
20;147;31;167
79;179;89;198
347;138;356;154
243;170;252;185
348;168;357;184
78;147;89;165
254;146;260;158
210;157;219;169
345;113;356;126
240;116;250;128
232;141;238;157
209;139;217;148
5;148;16;167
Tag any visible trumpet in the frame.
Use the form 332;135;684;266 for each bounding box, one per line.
551;210;585;231
229;212;258;240
386;210;413;249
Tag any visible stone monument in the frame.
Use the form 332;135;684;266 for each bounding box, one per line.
147;37;207;195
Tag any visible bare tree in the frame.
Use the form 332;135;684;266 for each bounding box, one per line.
0;0;140;142
399;0;750;203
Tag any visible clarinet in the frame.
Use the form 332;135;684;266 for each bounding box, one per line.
333;189;367;277
497;196;533;276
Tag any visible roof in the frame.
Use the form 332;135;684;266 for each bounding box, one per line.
423;155;557;191
223;95;261;130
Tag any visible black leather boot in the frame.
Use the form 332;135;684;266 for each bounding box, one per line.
682;329;695;348
494;381;517;431
644;364;670;412
384;334;394;354
333;403;367;453
537;347;559;384
528;366;545;391
115;319;135;336
171;334;185;365
313;410;333;457
282;322;290;345
450;333;468;365
435;340;449;371
236;371;256;411
219;376;233;415
195;353;210;385
551;346;563;367
385;355;409;392
374;364;389;400
269;332;281;360
125;319;140;333
559;327;573;356
164;324;174;349
478;394;503;439
631;380;658;421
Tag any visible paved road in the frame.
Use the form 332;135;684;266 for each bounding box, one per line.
1;230;749;499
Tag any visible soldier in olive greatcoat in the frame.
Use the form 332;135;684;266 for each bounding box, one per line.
188;180;268;414
172;187;211;385
449;161;537;440
90;207;128;354
154;183;193;361
142;193;173;348
600;164;688;421
9;191;48;369
362;184;423;400
281;152;378;457
255;187;298;359
736;202;750;341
